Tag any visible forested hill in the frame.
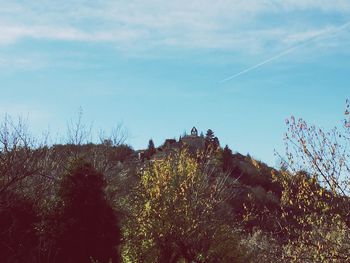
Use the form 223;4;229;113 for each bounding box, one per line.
1;123;350;262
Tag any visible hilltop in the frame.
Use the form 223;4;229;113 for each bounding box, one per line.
2;121;350;262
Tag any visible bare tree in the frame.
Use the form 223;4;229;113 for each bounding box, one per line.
99;123;129;147
0;115;44;196
66;108;92;146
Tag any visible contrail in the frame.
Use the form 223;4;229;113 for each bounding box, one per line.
219;20;350;83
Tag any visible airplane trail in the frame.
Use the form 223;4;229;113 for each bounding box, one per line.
219;21;350;83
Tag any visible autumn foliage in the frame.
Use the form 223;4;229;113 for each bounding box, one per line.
2;103;350;262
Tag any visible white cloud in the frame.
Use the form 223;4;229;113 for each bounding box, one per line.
0;25;146;44
0;0;349;54
275;0;350;12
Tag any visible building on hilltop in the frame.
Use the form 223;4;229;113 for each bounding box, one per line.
137;127;206;162
181;126;205;151
190;127;198;137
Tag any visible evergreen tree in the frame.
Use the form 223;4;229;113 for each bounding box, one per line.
213;136;220;149
145;139;156;159
54;161;120;263
205;129;220;151
222;145;233;173
148;139;155;152
205;129;215;141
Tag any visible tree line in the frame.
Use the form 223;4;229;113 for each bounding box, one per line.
1;102;350;262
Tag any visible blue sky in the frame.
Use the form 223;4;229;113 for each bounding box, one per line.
1;1;350;166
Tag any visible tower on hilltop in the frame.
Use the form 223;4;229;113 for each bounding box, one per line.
191;127;198;137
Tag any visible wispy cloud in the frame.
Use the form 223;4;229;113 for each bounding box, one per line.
0;1;350;54
0;25;145;44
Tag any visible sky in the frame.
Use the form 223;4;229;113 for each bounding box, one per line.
0;0;350;166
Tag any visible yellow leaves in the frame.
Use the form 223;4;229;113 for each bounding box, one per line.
124;148;232;261
275;169;350;262
251;158;260;169
284;219;350;263
144;201;151;214
302;178;309;189
318;188;324;196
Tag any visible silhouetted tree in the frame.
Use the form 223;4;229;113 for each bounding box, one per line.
205;129;220;151
222;145;233;173
53;161;120;263
205;129;214;141
213;136;220;149
145;139;156;159
0;191;38;263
